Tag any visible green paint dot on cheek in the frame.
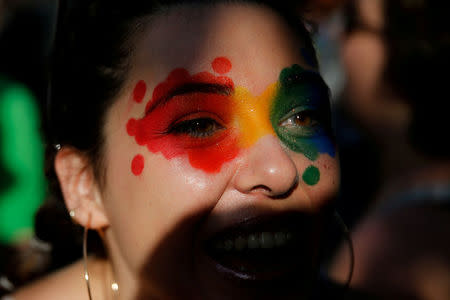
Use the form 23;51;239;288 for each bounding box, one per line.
302;165;320;186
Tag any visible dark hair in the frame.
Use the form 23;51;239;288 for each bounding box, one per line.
37;0;316;274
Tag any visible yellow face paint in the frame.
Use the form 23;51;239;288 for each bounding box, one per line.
231;83;279;148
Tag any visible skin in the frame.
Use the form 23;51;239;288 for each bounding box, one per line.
13;3;339;300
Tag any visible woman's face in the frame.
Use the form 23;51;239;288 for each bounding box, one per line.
100;3;338;299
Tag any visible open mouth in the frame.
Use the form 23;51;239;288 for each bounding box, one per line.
203;213;316;282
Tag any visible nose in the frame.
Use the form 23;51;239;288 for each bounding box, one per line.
232;135;298;198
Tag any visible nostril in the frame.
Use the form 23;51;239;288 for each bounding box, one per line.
270;174;299;199
251;184;272;194
249;172;299;199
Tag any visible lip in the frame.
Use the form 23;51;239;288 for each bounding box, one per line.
201;212;316;283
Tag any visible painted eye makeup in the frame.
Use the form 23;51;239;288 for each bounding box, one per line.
127;60;336;175
168;116;225;138
270;65;335;161
278;107;324;138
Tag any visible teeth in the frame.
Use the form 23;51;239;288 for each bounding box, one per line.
214;231;294;252
261;232;274;248
234;236;247;251
248;234;259;249
224;239;234;251
286;232;293;241
274;232;287;246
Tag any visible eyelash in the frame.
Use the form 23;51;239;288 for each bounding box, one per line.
168;117;225;138
281;110;319;126
278;109;323;136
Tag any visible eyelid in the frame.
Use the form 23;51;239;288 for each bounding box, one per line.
278;106;316;125
168;111;226;129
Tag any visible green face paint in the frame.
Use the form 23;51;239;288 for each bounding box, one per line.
302;165;320;186
270;65;335;161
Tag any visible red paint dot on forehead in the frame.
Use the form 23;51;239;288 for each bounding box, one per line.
131;154;145;175
133;80;147;103
212;57;232;74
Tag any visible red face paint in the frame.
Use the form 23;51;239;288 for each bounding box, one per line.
131;154;145;175
127;57;239;174
145;68;234;113
133;80;147;103
212;57;232;74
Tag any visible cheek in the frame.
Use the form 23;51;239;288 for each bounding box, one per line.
296;153;339;210
102;146;235;272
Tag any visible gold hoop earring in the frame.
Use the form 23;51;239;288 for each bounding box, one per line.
83;225;119;300
83;225;93;300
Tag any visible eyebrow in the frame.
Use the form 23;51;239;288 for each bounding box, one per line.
284;69;331;99
285;69;329;89
145;83;233;115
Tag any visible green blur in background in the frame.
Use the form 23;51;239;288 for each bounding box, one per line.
0;76;46;244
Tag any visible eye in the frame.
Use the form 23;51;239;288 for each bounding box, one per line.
278;108;322;137
169;117;225;138
282;111;318;127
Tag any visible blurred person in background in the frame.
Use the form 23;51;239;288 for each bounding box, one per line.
330;0;450;299
0;0;56;294
293;0;381;264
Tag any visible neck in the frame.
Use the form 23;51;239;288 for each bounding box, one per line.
103;229;141;300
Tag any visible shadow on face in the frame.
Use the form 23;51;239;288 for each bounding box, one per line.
134;206;334;300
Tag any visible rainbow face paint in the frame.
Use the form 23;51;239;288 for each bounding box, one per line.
127;57;335;177
212;57;232;74
270;64;335;161
131;154;145;175
302;166;320;186
127;59;238;173
133;80;147;103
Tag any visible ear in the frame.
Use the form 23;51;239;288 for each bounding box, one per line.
54;147;109;229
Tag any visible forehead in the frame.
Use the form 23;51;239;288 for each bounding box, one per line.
131;3;313;94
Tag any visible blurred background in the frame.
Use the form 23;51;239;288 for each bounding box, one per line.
0;0;449;299
1;0;57;293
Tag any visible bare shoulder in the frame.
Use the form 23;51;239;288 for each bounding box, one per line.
10;259;89;300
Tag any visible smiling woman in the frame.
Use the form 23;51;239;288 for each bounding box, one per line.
8;0;342;299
